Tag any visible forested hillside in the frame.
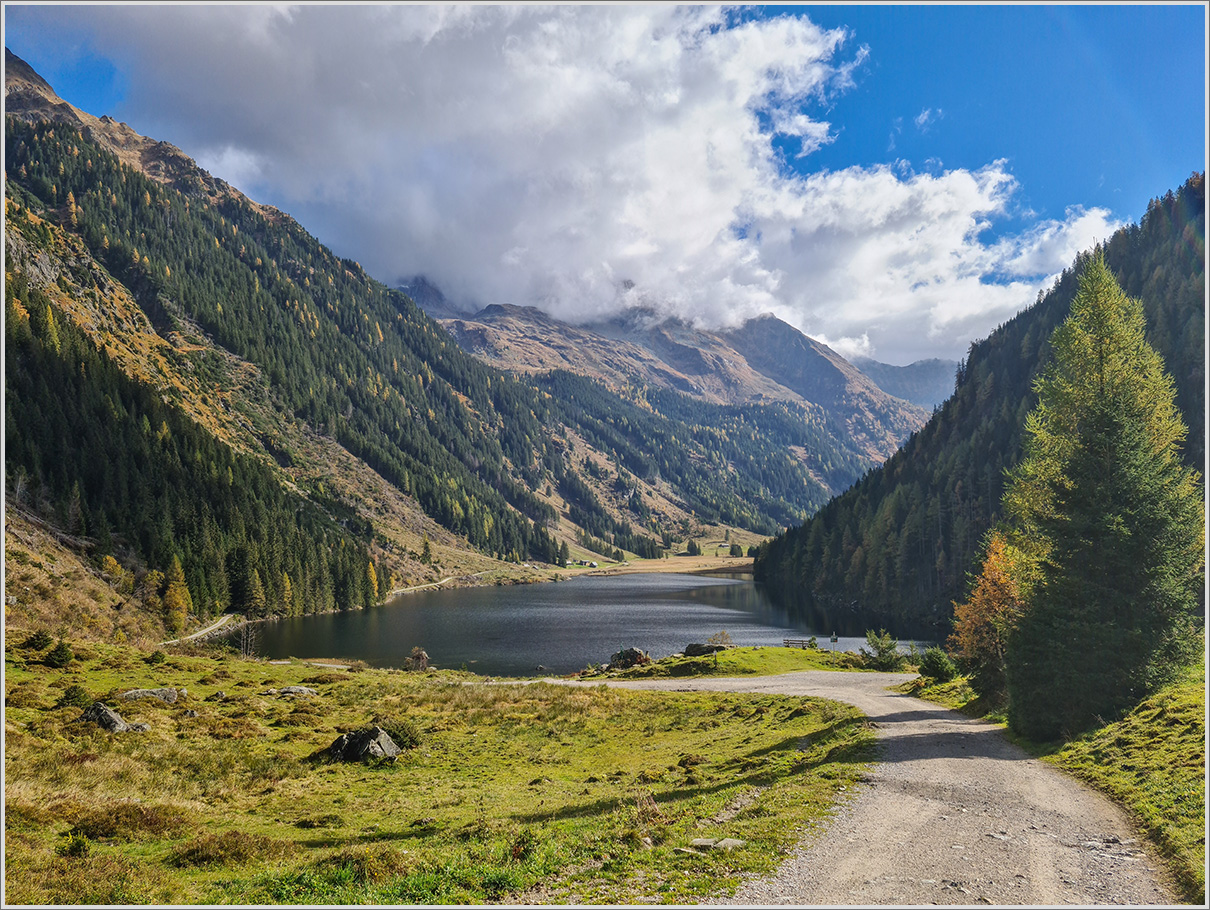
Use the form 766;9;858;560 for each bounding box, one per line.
4;53;910;637
754;173;1205;637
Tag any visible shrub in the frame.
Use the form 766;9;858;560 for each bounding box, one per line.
859;629;904;671
56;831;91;858
22;629;54;650
146;650;166;666
372;714;424;750
55;684;93;708
319;844;411;884
44;641;74;668
170;830;290;868
71;803;191;841
918;647;957;682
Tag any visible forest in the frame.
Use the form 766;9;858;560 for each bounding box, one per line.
4;116;898;625
754;173;1205;639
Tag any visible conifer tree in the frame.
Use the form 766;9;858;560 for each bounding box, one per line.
1003;255;1204;739
163;555;193;636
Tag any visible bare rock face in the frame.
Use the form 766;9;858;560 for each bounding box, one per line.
326;727;401;762
77;702;147;733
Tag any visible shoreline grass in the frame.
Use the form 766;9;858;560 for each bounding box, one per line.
4;631;876;904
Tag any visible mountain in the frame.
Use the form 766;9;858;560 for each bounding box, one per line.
754;172;1206;638
438;303;928;462
3;51;916;641
851;357;959;411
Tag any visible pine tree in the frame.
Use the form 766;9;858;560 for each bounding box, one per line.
1003;255;1204;739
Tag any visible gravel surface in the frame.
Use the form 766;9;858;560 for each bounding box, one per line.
596;670;1179;906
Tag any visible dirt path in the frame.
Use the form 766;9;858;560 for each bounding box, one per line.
592;671;1177;906
160;612;236;646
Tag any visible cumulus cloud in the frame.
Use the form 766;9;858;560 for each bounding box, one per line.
11;5;1123;364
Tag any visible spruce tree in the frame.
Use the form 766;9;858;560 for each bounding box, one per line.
1003;254;1204;739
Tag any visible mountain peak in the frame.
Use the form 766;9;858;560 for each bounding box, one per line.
4;49;282;219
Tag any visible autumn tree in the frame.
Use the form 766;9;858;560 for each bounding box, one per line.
162;555;193;637
1002;255;1204;739
948;531;1025;700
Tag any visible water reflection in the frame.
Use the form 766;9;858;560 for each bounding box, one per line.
241;573;898;676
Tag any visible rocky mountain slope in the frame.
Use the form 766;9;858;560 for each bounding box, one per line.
438;300;929;462
4;50;916;641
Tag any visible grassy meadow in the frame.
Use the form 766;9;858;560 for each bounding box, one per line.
3;634;876;904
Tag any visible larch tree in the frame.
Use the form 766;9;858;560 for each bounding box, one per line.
163;555;193;637
948;530;1025;701
1002;254;1203;739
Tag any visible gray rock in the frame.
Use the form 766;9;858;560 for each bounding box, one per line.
119;687;178;703
204;691;226;702
326;726;402;762
609;647;649;668
77;702;140;733
684;643;727;657
688;836;746;851
279;686;318;697
127;722;151;732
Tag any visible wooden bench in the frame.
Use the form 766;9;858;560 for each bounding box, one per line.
783;638;814;649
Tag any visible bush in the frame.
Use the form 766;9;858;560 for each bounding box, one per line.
71;804;191;841
372;714;424;750
55;684;93;709
319;844;411;884
22;629;54;650
918;647;957;682
146;650;166;666
170;830;290;868
44;641;74;668
56;831;91;859
859;629;904;671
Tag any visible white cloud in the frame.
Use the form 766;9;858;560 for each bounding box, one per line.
21;6;1124;364
914;107;943;131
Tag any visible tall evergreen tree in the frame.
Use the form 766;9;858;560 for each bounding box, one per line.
1003;255;1204;739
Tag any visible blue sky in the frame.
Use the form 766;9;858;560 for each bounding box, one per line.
3;4;1206;364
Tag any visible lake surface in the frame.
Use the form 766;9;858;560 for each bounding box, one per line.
246;573;880;676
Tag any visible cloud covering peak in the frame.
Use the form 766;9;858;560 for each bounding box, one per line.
15;5;1121;363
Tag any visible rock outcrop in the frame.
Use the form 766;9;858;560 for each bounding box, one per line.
326;727;401;762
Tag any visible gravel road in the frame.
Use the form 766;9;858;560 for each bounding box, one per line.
594;670;1179;906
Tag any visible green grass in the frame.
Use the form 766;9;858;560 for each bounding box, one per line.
907;663;1205;904
1046;662;1205;904
891;675;1009;725
589;644;865;680
4;632;877;904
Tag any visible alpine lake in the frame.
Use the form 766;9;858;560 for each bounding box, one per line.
240;572;885;676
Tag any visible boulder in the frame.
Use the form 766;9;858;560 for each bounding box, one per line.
77;702;142;733
683;643;727;657
119;687;179;703
279;686;318;697
609;647;650;669
326;726;401;762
